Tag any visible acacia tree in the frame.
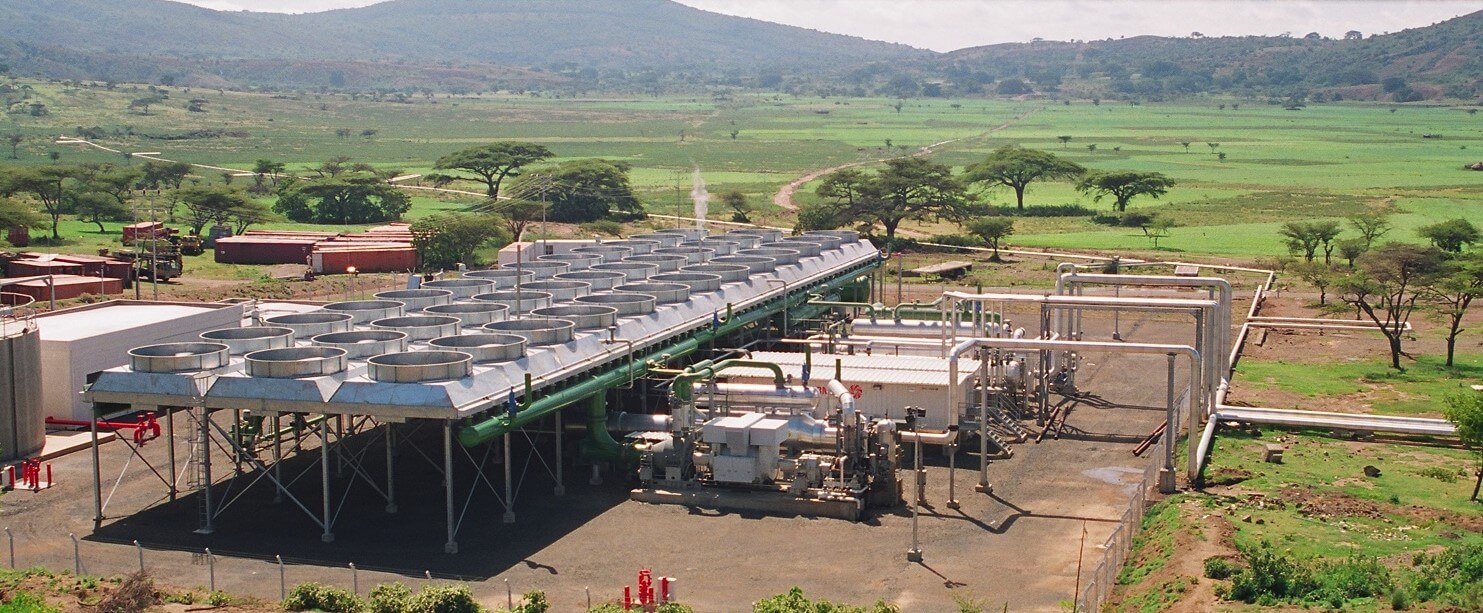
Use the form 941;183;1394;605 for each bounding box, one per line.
179;186;252;235
409;213;509;270
1418;218;1480;253
1339;244;1444;369
1350;210;1392;248
1280;221;1322;261
722;190;752;223
510;160;642;223
273;174;411;224
0;165;79;239
965;217;1014;261
0;196;44;239
1077;171;1174;212
1423;252;1483;367
6;133;22;159
434;142;553;199
963;145;1084;210
1442;391;1483;501
477;199;546;242
816;157;970;249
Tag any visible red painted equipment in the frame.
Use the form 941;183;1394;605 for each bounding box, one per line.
6;459;52;491
46;412;160;445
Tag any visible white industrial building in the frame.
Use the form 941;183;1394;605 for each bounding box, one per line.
721;351;979;431
35;301;243;421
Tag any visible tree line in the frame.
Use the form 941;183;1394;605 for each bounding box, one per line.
800;145;1174;258
1281;211;1483;369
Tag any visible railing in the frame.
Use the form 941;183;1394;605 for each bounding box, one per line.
0;293;38;338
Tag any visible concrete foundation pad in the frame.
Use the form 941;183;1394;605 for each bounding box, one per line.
631;487;864;521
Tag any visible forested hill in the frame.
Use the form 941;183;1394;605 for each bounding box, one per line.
0;0;924;89
0;0;1478;101
921;10;1483;101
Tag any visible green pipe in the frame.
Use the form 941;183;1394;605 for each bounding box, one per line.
456;259;878;447
806;294;882;318
671;359;785;402
580;393;634;463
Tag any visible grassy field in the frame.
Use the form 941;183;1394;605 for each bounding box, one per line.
4;79;1482;264
1108;429;1481;612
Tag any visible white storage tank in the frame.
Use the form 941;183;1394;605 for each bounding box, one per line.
0;315;45;461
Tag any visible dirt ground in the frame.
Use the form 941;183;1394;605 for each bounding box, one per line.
0;310;1197;612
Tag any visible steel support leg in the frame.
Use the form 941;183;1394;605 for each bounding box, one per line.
198;406;215;535
502;433;516;524
385;424;397;513
977;355;990;494
166;408;177;501
1160;353;1178;493
443;421;457;554
272;413;283;503
91;414;102;525
232;409;244;475
320;415;334;543
553;412;565;496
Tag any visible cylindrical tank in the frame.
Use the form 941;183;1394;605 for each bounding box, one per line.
575;292;657;316
591;262;660;282
466;268;535;288
522;280;592;302
555;271;626;292
738;247;800;267
764;239;820;258
538;253;603;271
502;260;570;279
571;245;633;264
373;289;454;312
712;255;774;274
623;254;687;272
651;272;723;293
421;279;497;300
606;240;661;256
653;247;713;264
0;321;44;462
629;233;685;248
681;263;750;283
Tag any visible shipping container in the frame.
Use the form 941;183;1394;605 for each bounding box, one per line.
214;236;320;265
311;246;417;274
2;275;124;303
6;259;86;278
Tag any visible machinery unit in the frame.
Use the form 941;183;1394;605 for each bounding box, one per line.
631;400;901;521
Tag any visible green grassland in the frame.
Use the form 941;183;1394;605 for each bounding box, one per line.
3;80;1482;261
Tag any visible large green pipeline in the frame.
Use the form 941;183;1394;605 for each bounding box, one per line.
457;287;795;447
671;359;785;401
456;260;876;448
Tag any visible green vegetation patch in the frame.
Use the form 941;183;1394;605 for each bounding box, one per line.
1234;353;1483;416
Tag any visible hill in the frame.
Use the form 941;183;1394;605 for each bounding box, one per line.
919;11;1483;101
0;0;923;90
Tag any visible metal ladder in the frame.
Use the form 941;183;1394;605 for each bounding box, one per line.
187;408;210;531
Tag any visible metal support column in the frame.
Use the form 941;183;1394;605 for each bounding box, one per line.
385;424;398;513
166;409;177;501
553;412;565;496
272;413;283;504
320;415;334;543
502;433;516;523
442;421;457;554
977;356;991;493
1160;353;1178;493
91;415;102;525
197;406;215;535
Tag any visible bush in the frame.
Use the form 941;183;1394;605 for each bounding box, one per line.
926;234;985;248
1311;557;1392;608
510;589;547;613
982;204;1094;218
407;585;480;613
1204;557;1239;580
753;587;898;613
1410;543;1483;607
369;583;413;613
1227;542;1315;604
284;582;364;613
578;220;623;237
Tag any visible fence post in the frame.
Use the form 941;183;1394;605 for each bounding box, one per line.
205;548;214;593
505;578;512;609
69;533;79;575
277;555;286;601
350;563;358;595
4;527;12;569
134;540;144;573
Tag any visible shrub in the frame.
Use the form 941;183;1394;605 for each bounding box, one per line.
926;234;985;248
981;204;1094;218
284;582;364;613
369;582;413;613
1311;557;1392;608
753;587;899;613
511;589;547;613
579;220;624;237
1416;466;1458;482
1204;557;1239;580
207;591;231;607
408;584;480;613
1227;542;1315;603
1410;543;1483;607
1;591;58;613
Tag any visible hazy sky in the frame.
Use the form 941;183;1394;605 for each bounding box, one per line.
180;0;1482;52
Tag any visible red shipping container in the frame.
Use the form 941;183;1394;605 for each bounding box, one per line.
214;236;320;265
3;274;123;303
311;247;417;274
6;259;86;278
